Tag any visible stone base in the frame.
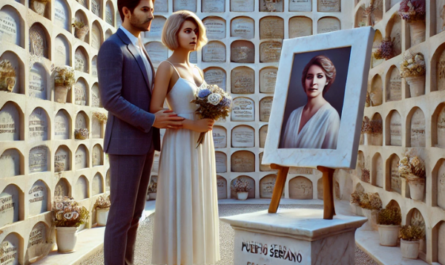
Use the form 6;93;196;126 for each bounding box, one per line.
220;208;367;265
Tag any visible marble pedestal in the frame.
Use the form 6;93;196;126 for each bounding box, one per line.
220;208;367;265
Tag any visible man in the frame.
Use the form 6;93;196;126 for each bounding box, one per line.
97;0;184;264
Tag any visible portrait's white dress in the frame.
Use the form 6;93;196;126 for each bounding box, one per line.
281;103;340;149
151;65;220;265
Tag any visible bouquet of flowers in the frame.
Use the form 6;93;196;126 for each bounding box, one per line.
231;179;251;193
93;195;111;210
373;38;395;60
52;196;89;227
192;84;232;147
93;112;107;124
398;149;426;181
398;0;425;23
54;66;75;87
400;52;425;78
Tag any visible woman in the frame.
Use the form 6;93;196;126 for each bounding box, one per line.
281;55;340;149
150;11;220;265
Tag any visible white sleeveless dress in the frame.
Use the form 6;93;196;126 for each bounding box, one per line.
151;62;220;265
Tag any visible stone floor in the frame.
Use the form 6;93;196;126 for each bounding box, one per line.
80;204;377;265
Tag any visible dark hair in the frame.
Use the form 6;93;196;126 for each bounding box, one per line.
118;0;154;22
301;55;336;95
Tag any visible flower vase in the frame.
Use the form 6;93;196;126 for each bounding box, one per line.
409;20;426;46
56;227;78;253
406;75;425;98
378;225;400;246
237;192;248;200
96;208;109;226
75;27;89;42
362;208;378;231
400;239;420;259
407;175;425;201
31;0;47;16
0;76;16;92
55;85;69;103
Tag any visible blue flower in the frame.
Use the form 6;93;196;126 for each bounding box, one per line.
218;97;232;107
198;89;211;98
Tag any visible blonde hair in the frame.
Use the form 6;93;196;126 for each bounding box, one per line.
161;11;208;51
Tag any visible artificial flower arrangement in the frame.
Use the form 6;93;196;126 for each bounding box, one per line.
398;149;426;181
93;112;107;124
377;207;402;246
378;207;402;226
192;84;232;147
52;196;89;227
399;225;424;241
398;0;425;23
94;195;111;226
400;52;426;78
54;67;75;87
350;190;382;210
0;60;16;92
373;38;395;60
232;178;251;193
75;128;89;140
93;195;111;210
72;18;89;41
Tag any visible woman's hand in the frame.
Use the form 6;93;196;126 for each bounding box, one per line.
184;119;215;132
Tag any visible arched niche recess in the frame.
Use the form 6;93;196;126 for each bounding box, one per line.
259;16;284;39
92;144;104;166
289;176;313;199
215;151;227;173
369;0;383;26
231;66;254;94
230;16;255;38
386;14;402;57
202;16;225;40
92;172;104;195
54;0;71;31
212;126;227;148
28;180;49;216
317;17;340;34
433;221;445;264
146;16;167;39
29;145;50;173
431;44;445;92
173;0;197;12
91;0;102;18
0;184;23;227
202;0;225;12
230;175;255;199
0;51;24;94
259;125;268;148
91;83;101;108
0;101;22;141
26;222;52;263
75;111;89;132
1;233;22;265
355;5;367;27
407;107;426;147
372;152;384;188
230;0;254;12
29;107;49;142
259;67;277;94
91;21;103;50
231;97;255;121
259;97;273;122
259;152;275;172
369;74;383;106
371;30;383;68
74;10;90;43
55;109;71;140
433;159;445;210
0;148;23;178
92;113;103;139
74;47;89;73
216;176;227;199
145;41;168;66
387;154;401;194
204;67;226;91
54;178;71;199
92;56;98;77
406;208;427;255
231;125;254;148
75;175;89;200
202;41;226;62
54;34;71;66
370;113;383;146
75;144;88;170
260;0;283;12
231;151;255;172
259;41;282;63
0;6;24;47
386;65;402;102
106;169;110;192
432;103;445;148
105;29;113;40
386;110;402;146
289;16;312;38
231;40;254;63
55;145;71;172
317;178;323;200
260;174;277;198
29;63;49;100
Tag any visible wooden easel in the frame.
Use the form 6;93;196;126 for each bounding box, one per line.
268;164;336;220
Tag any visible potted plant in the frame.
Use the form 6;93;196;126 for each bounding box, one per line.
52;196;89;253
30;0;50;16
147;179;157;200
398;150;426;201
399;0;426;46
359;192;382;230
349;189;364;216
377;208;401;246
93;195;110;226
373;38;395;61
399;225;425;259
400;51;426;97
232;179;251;200
72;18;89;42
370;118;383;145
54;67;75;103
0;60;16;92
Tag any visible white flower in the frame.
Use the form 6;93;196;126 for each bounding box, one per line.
408;59;414;64
64;212;74;220
55;202;64;210
414;54;424;62
207;93;222;105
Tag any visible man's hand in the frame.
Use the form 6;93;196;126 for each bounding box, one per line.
153;109;185;129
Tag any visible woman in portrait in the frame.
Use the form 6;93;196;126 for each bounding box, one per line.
281;55;340;149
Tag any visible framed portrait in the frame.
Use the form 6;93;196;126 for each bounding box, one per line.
263;27;375;169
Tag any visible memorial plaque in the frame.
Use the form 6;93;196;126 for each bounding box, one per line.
232;97;254;121
0;234;19;265
390;155;401;193
174;0;197;11
318;0;340;12
204;68;226;91
289;17;312;38
289;176;313;199
317;17;341;34
105;2;114;26
259;125;268;148
232;126;254;147
231;151;255;172
0;6;20;46
29;108;48;141
231;0;254;11
389;15;402;56
54;178;69;199
106;170;110;191
260;17;284;40
411;108;425;147
231;67;254;94
146;42;168;65
260;41;281;63
54;35;69;66
0;102;20;141
190;51;197;63
202;0;225;12
231;17;254;39
374;154;383;187
439;222;445;264
202;41;226;62
92;57;98;77
370;75;382;106
105;29;112;40
93;145;103;166
437;50;445;92
217;176;227;199
30;63;47;99
289;0;312;11
289;167;314;174
27;222;49;261
75;145;87;169
0;149;20;178
28;180;47;216
317;178;323;199
259;152;274;172
146;16;166;38
29;24;48;58
387;67;401;101
435;159;445;210
75;176;88;200
54;0;69;30
75;79;88;106
389;111;402;146
0;185;19;227
92;84;101;107
29;146;48;173
259;97;273;121
231;41;254;63
55;110;70;140
203;17;225;39
215;152;227;173
92;116;101;138
92;0;101;17
93;173;103;195
213;126;227;148
75;48;88;73
231;176;255;198
55;146;70;172
437;105;445;148
260;175;276;198
92;23;101;50
154;0;168;12
259;67;277;93
75;112;87;129
259;0;283;11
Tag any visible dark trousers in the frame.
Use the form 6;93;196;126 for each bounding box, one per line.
104;150;154;265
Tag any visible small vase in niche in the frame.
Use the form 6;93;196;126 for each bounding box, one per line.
398;0;426;46
400;52;426;98
0;60;16;92
399;225;424;259
30;0;49;16
72;19;89;42
54;67;75;103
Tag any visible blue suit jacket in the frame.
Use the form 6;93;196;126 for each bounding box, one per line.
98;28;160;154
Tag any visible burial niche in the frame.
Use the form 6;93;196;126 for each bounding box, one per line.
105;1;115;26
0;51;22;94
0;102;20;141
29;23;49;58
370;113;383;146
231;176;255;199
75;47;88;73
437;160;445;210
386;66;402;101
0;149;21;178
0;185;21;227
154;0;168;12
230;17;255;39
55;145;70;172
260;67;277;93
259;152;274;172
231;97;255;121
92;173;104;195
289;17;312;38
91;84;101;108
146;42;168;65
231;0;254;12
29;108;48;141
372;30;383;68
289;0;311;11
317;17;341;34
54;178;70;199
92;57;98;77
437;48;445;92
29;146;49;173
202;41;226;62
75;78;88;106
260;0;283;12
410;108;426;147
54;0;69;30
260;175;276;198
370;75;383;106
202;0;225;12
92;115;103;139
204;68;226;91
54;35;70;66
260;41;281;63
174;0;197;12
387;14;402;57
289;176;313;199
27;222;50;263
105;29;112;40
355;5;367;27
146;16;166;38
93;144;103;166
215;151;227;173
231;67;254;94
231;151;255;172
372;153;383;188
438;222;445;264
212;126;227;148
260;17;284;39
259;97;273;122
389;110;402;146
232;125;254;148
434;104;445;148
203;17;225;39
75;176;88;200
0;6;21;46
318;0;340;12
29;63;47;100
55;109;70;140
75;111;88;131
259;125;268;148
231;41;254;63
217;176;227;199
28;180;48;216
390;154;401;193
0;233;20;265
91;22;102;50
92;0;102;17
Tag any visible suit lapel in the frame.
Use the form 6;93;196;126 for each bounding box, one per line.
142;48;155;89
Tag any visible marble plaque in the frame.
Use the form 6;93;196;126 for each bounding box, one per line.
230;17;254;39
289;0;312;11
260;41;282;63
202;41;226;62
190;51;198;63
75;112;87;129
55;146;70;172
54;35;69;66
55;110;70;140
259;152;274;172
317;17;341;34
203;17;225;39
355;5;367;27
75;176;88;200
75;79;88;105
260;175;276;198
259;0;283;11
389;15;402;56
146;42;168;65
0;149;20;178
92;23;102;50
93;173;103;195
260;67;277;93
217;176;227;199
317;178;323;199
231;67;254;94
105;29;112;39
231;41;254;63
92;84;101;107
54;0;69;30
105;2;114;26
174;0;197;11
202;0;225;12
215;152;227;173
154;0;168;12
259;97;273;121
370;75;382;106
0;52;20;94
146;16;166;38
231;0;254;11
27;222;49;261
0;234;19;265
318;0;340;12
28;180;47;216
54;178;69;198
232;97;254;121
0;6;20;45
93;145;103;166
204;68;226;90
390;155;401;193
106;170;110;192
374;154;383;187
436;160;445;210
232;125;254;147
259;125;268;148
289;176;313;199
29;108;48;141
75;145;87;169
437;50;445;92
260;17;284;39
389;111;402;146
439;222;445;264
92;116;101;138
289;167;314;174
75;48;88;73
213;126;227;148
231;176;255;198
289;17;312;38
29;146;48;173
231;151;255;172
0;185;19;227
410;108;425;147
92;0;101;17
0;102;20;141
29;63;47;99
437;105;445;148
29;24;48;58
91;57;98;78
387;67;401;101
